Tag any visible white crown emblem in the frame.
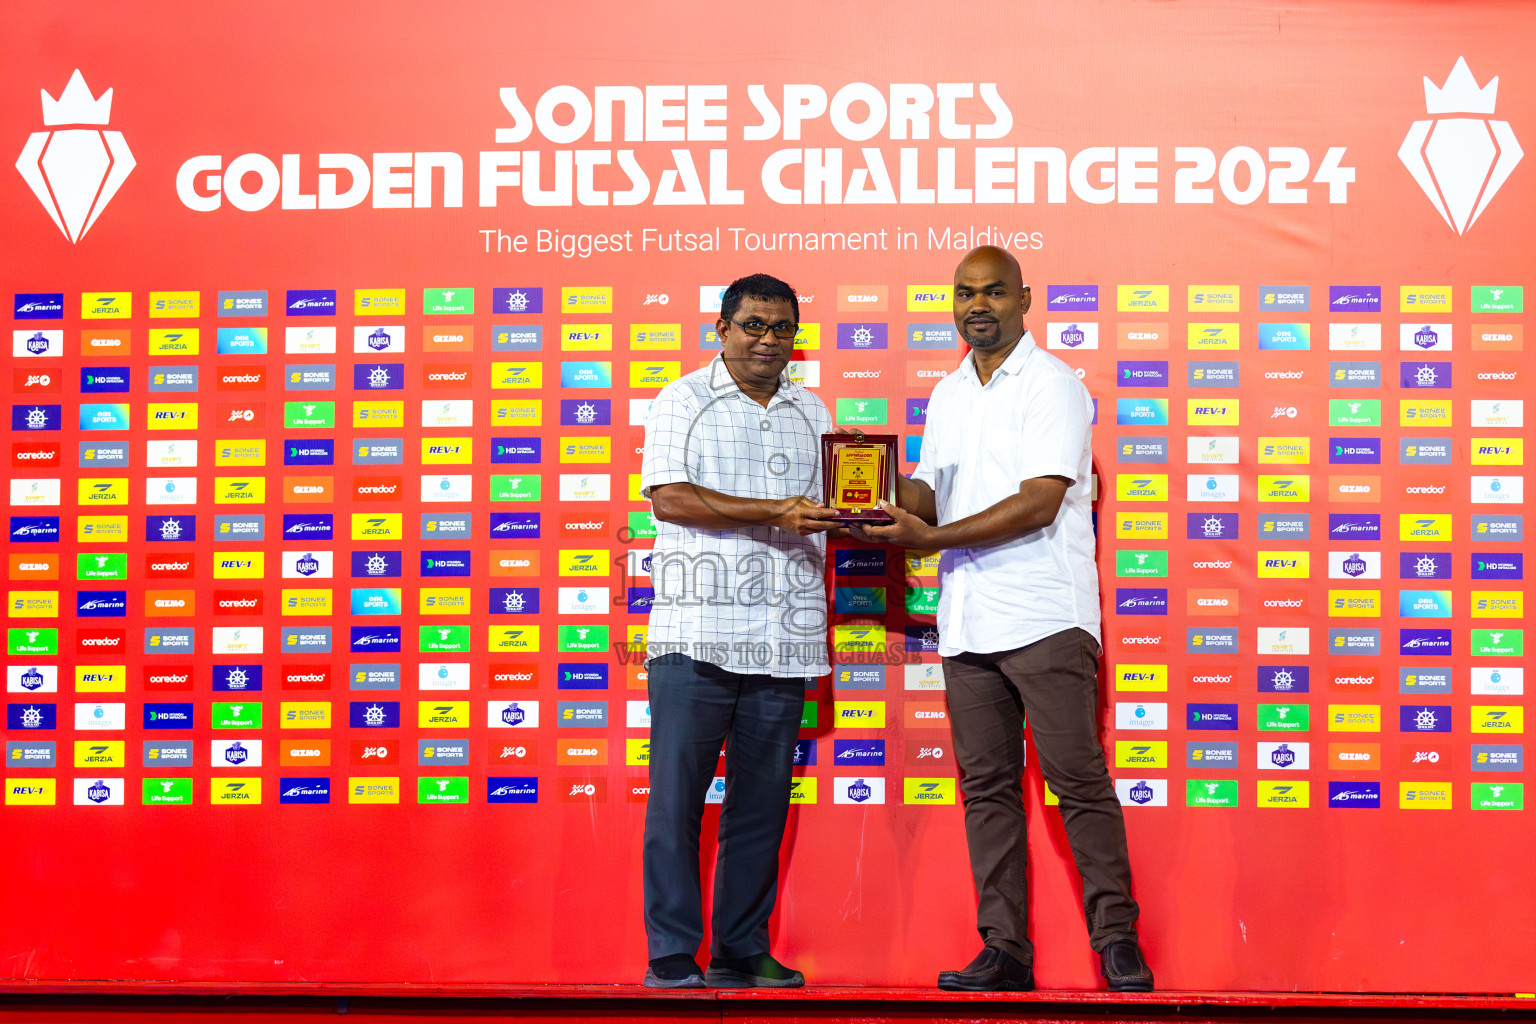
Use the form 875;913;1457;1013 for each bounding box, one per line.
16;71;136;243
1399;58;1523;235
1424;57;1497;115
42;71;114;125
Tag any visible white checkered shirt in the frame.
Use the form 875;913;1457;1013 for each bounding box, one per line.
641;356;833;678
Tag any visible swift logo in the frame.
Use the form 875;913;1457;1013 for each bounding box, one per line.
16;70;136;243
1399;58;1523;235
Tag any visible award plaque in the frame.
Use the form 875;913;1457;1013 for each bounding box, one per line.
821;433;897;523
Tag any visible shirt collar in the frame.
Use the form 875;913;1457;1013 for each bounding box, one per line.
960;330;1036;384
709;354;801;404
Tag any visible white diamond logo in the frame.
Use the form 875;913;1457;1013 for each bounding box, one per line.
16;70;136;243
1399;57;1522;235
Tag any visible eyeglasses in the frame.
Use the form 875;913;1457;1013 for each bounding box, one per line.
728;318;799;340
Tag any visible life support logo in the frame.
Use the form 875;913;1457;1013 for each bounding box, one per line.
17;70;136;242
1399;58;1523;235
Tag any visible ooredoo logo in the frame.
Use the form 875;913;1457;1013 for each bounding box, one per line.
1399;58;1522;235
17;70;135;243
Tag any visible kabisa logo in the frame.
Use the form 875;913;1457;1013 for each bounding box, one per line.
17;71;135;243
1399;58;1523;235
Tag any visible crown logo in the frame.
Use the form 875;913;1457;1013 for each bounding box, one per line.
42;70;113;125
1424;57;1497;115
16;70;136;242
1399;57;1522;236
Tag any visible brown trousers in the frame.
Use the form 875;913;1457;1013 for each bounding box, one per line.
942;627;1140;965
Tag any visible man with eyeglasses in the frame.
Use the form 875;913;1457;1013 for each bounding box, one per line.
639;272;839;989
856;246;1153;993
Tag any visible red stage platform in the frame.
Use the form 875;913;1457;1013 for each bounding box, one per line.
1;986;1533;1023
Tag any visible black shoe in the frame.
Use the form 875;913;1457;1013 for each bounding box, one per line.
643;953;706;989
937;946;1035;992
1100;939;1154;992
705;953;805;988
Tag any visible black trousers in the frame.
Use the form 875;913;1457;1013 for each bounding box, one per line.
942;627;1140;965
642;654;807;960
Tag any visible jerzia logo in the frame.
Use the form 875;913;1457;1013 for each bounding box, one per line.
16;70;136;243
1399;57;1523;235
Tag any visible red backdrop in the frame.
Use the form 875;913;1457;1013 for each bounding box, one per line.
1;0;1531;993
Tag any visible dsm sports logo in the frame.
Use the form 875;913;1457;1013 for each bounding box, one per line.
1399;58;1523;235
17;71;135;243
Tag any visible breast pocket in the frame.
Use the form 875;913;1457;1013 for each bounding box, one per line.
923;430;960;513
742;406;819;501
774;432;821;501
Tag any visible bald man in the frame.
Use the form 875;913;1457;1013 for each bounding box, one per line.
855;247;1152;992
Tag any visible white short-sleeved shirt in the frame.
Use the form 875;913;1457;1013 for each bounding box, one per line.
640;357;833;677
912;333;1100;657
